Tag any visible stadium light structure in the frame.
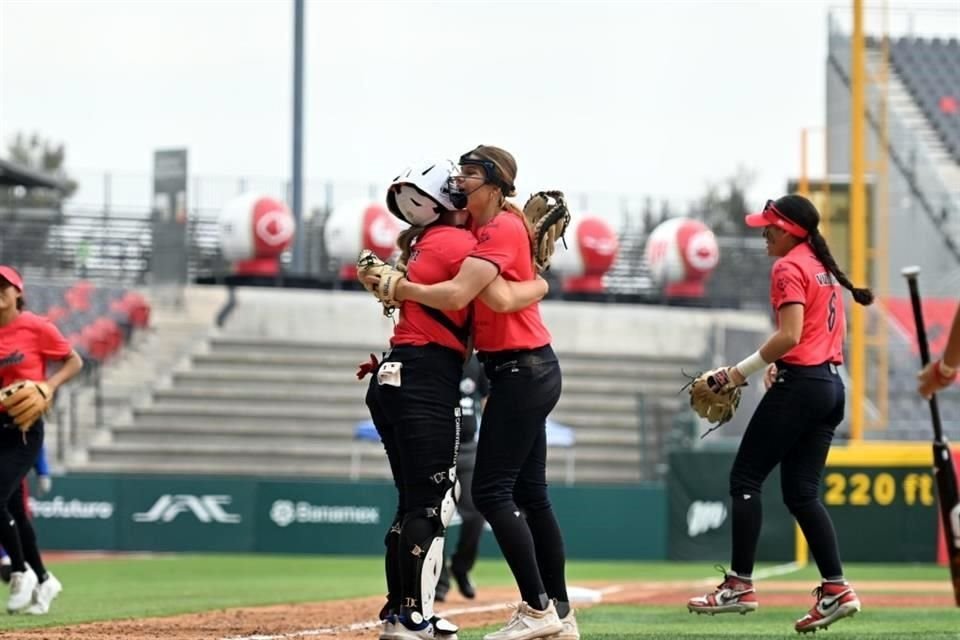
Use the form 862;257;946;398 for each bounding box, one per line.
291;0;305;273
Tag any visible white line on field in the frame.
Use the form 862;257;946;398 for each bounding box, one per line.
224;564;805;640
693;561;804;585
221;602;512;640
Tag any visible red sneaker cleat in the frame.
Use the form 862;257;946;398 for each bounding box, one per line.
687;567;759;615
795;581;861;633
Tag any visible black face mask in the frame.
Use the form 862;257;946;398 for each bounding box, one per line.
449;182;488;209
453;157;511;210
450;188;468;210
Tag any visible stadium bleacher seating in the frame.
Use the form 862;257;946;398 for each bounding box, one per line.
25;280;150;366
889;37;960;162
879;298;960;440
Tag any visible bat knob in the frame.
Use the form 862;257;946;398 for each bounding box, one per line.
901;265;921;278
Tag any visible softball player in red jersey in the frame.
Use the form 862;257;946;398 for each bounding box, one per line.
686;196;873;633
0;266;83;615
917;300;960;398
392;146;574;640
363;162;547;640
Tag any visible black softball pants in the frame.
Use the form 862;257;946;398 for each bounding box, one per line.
449;441;484;575
366;344;462;616
729;362;846;580
472;345;568;611
0;419;46;579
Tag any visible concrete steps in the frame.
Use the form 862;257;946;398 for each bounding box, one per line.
75;320;701;483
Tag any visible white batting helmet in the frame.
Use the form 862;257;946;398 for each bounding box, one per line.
385;160;459;226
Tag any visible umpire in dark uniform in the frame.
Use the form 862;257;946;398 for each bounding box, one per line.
437;354;489;601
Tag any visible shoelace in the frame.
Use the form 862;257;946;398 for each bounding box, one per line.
501;602;527;631
711;564;735;591
811;585;824;601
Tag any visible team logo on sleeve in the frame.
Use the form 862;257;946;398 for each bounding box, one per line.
0;351;25;369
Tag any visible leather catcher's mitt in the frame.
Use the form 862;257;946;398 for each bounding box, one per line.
684;367;742;430
0;380;53;432
523;190;571;273
357;250;405;316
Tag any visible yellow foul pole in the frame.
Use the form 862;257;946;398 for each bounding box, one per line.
850;0;867;442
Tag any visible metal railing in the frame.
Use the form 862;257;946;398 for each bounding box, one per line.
0;206;776;309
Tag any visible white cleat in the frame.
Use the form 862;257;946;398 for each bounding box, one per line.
483;601;563;640
380;614;401;640
392;613;439;640
24;573;63;615
7;567;38;613
543;609;579;640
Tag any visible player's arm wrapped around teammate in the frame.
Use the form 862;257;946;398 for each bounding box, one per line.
356;250;406;316
685;367;744;429
0;380;53;433
523;190;571;273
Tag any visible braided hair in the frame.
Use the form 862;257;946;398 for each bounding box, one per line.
775;195;874;306
395;225;426;268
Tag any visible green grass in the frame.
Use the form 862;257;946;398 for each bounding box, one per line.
460;605;960;639
0;555;957;635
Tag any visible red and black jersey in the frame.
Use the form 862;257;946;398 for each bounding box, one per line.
469;211;551;352
0;312;72;413
391;225;476;356
771;242;845;365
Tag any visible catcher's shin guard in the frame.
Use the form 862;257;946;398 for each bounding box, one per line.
382;515;403;618
401;466;460;620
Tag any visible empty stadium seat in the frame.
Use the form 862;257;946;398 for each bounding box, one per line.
15;279;152;366
889;37;960;163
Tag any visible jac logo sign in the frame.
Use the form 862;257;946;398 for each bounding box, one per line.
133;495;241;524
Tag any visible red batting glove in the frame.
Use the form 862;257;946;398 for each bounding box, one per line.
356;353;380;380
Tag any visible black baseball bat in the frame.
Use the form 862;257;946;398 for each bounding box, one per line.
902;265;960;607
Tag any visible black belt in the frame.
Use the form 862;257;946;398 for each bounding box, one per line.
386;343;463;361
776;360;840;375
477;344;555;367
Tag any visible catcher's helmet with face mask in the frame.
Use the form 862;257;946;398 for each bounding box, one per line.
386;160;459;226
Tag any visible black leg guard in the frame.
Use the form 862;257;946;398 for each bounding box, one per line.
399;467;459;623
381;515;402;619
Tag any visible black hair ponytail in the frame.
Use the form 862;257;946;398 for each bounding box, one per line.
774;194;874;306
808;230;874;306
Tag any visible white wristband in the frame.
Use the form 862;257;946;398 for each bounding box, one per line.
735;351;768;378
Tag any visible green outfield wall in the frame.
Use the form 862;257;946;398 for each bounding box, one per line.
667;444;942;563
31;445;941;563
27;474;666;560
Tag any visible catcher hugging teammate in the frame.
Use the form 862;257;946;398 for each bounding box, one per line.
359;145;579;640
0;265;84;615
685;196;874;633
357;157;549;640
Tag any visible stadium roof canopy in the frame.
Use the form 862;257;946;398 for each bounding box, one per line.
0;157;69;191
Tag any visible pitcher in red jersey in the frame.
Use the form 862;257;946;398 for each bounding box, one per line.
0;266;83;615
686;196;873;633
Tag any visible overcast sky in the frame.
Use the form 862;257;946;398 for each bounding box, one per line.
1;0;957;222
